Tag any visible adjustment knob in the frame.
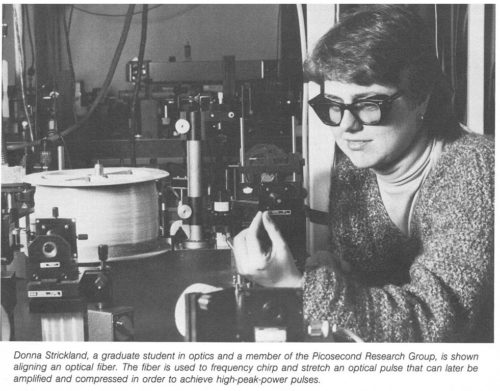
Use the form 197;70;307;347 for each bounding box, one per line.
175;118;190;135
307;320;330;338
98;244;109;262
177;204;193;220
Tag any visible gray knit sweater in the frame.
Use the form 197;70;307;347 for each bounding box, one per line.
303;130;494;342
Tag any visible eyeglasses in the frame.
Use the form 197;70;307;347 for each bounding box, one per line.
308;91;402;126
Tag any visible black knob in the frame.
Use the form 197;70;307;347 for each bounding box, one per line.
98;245;108;262
262;300;284;322
52;207;59;218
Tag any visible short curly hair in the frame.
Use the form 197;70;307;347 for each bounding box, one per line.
305;5;459;139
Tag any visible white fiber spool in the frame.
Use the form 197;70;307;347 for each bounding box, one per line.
25;167;169;262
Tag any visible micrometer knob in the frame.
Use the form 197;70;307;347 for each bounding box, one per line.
98;244;109;262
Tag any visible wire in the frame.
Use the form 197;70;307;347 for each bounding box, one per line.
62;5;76;167
73;4;201;24
450;6;456;109
296;4;308;211
33;13;39;144
73;4;162;17
331;324;365;343
130;4;149;167
225;236;234;251
23;5;35;72
8;5;136;151
434;5;440;61
12;4;34;145
63;6;76;122
21;6;26;79
21;5;35;89
55;14;63;74
67;5;74;33
276;5;281;78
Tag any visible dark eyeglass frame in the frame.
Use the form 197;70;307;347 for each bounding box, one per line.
308;91;403;126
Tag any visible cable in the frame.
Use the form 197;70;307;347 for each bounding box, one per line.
62;5;76;167
450;6;456;110
63;6;76;121
67;5;74;33
55;11;63;73
296;3;308;192
23;5;35;73
131;4;149;127
73;4;162;17
434;5;440;60
276;5;281;79
8;5;136;151
331;324;365;343
12;4;34;145
21;5;26;79
73;4;201;23
130;4;149;167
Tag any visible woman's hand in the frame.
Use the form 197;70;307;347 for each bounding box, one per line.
233;211;303;288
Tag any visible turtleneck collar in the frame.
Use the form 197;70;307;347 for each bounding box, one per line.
373;133;443;235
373;132;432;185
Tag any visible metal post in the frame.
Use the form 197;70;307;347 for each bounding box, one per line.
184;110;209;249
239;117;245;184
57;146;65;170
291;115;297;182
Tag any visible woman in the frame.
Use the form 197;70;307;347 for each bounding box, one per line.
233;5;494;342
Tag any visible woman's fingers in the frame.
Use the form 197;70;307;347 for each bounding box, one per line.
232;211;301;288
233;214;269;274
233;228;248;273
245;211;264;255
262;211;283;244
